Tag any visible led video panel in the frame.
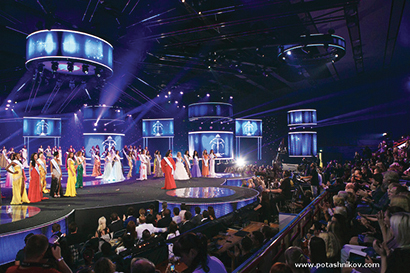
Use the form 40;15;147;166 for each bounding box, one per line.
142;118;174;138
287;109;317;126
188;102;233;121
23;117;61;137
188;131;233;159
288;132;317;157
235;119;262;137
83;133;124;157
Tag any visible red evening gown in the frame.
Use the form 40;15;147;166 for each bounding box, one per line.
28;167;42;203
161;157;176;189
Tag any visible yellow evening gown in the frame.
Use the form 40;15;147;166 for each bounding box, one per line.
10;164;30;205
64;159;77;197
39;161;49;193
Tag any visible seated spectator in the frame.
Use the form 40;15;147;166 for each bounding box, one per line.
135;215;167;239
14;233;34;265
130;257;159;273
173;207;182;224
251;231;265;251
173;232;227;273
179;203;187;220
108;212;123;234
157;209;172;228
208;206;216;221
308;236;334;273
374;212;410;272
139;229;152;243
95;217;111;241
147;203;157;216
6;234;72;273
261;226;279;244
136;208;146;225
201;210;210;224
179;211;195;234
270;262;293;273
50;223;72;268
390;195;410;212
284;246;309;273
237;236;254;265
123;207;137;227
159;201;168;214
94;257;116;273
124;220;138;241
318;232;341;263
191;207;203;226
77;248;94;272
167;221;180;260
116;234;135;255
67;222;82;246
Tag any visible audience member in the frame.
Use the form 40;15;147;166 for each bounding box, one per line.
108;213;123;234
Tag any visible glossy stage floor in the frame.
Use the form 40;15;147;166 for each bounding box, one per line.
0;168;258;265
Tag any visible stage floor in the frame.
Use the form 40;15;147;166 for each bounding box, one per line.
0;174;258;235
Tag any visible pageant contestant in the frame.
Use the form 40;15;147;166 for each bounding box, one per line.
135;150;141;176
154;150;164;178
209;149;217;177
102;151;113;182
183;150;192;178
126;151;133;178
50;151;63;198
37;152;49;193
75;151;83;189
21;145;29;168
64;152;77;197
113;150;125;182
7;153;30;205
28;153;42;202
174;152;189;180
82;151;86;177
161;150;176;190
191;150;201;178
202;149;209;177
92;151;102;176
0;146;8;169
139;150;148;180
146;150;152;175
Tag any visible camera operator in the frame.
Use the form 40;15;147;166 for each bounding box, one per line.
6;234;72;273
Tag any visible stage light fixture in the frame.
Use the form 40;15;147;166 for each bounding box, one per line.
175;101;178;104
230;96;233;99
82;64;89;74
183;105;186;108
94;128;97;131
180;91;183;95
67;62;74;73
95;68;102;77
236;157;245;167
157;94;160;97
165;95;168;98
94;123;98;126
7;100;11;103
287;51;292;56
206;94;210;97
6;104;10;107
5;108;8;110
168;91;171;95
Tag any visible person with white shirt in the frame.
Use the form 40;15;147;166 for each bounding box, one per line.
173;207;182;224
135;215;167;239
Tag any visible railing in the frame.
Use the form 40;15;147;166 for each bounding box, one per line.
233;190;330;273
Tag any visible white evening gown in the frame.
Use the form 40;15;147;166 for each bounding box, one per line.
139;154;147;180
112;155;125;182
102;157;113;182
209;154;216;177
174;157;189;180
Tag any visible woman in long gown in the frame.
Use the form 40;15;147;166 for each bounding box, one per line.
146;151;152;176
7;153;30;205
75;151;83;189
161;150;176;190
209;149;217;177
112;150;125;182
102;152;113;182
37;152;49;193
139;150;147;180
21;146;29;169
174;152;190;180
126;151;133;178
135;151;141;176
82;152;87;177
191;150;202;178
64;152;77;197
154;151;164;178
28;153;42;203
183;150;192;178
202;150;209;177
92;151;102;176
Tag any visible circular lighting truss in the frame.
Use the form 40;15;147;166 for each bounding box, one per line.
278;34;346;66
25;29;113;78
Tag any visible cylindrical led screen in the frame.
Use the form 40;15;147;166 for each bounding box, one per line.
287;109;317;126
288;132;317;157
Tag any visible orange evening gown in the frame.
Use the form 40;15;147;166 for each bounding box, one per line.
161;157;176;190
202;155;209;177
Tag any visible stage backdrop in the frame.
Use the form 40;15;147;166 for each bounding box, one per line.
235;119;262;137
23;117;61;137
142;118;174;137
83;133;124;157
288;131;317;157
188;131;233;159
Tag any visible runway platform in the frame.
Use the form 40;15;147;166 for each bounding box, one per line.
0;171;258;265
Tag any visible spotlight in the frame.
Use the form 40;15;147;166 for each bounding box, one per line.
198;11;202;15
286;51;292;56
5;108;8;110
206;94;210;97
84;104;87;106
180;91;183;95
38;64;45;74
282;56;286;60
168;91;171;95
102;104;106;107
181;0;185;2
175;101;178;104
7;100;11;103
335;54;339;58
236;157;245;167
82;64;89;74
183;105;186;108
95;68;102;77
51;61;58;72
6;104;10;107
14;101;17;104
157;95;160;97
382;132;387;136
93;128;97;131
67;62;74;73
165;95;168;98
230;96;233;99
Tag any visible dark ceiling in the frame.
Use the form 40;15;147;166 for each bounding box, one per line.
0;0;408;119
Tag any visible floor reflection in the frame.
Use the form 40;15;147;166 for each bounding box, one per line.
0;206;41;225
166;187;235;198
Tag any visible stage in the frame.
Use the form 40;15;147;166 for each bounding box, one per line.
0;170;258;265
